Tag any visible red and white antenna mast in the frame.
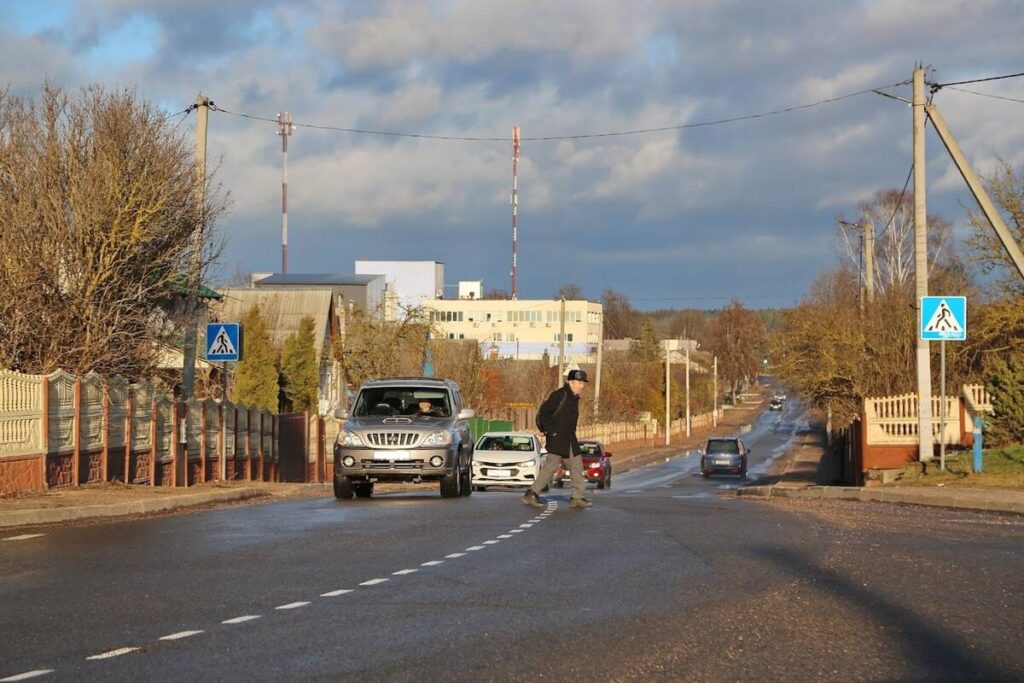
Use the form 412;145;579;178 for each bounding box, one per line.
277;111;295;273
511;126;520;299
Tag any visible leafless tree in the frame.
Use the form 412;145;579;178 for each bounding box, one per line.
0;84;227;377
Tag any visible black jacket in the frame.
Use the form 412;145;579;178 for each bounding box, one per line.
536;384;580;457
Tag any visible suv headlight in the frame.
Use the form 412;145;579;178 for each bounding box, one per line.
337;430;364;447
420;431;452;447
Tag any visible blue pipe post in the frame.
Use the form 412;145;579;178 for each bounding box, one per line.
972;415;984;474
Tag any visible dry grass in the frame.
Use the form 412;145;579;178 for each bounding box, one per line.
895;445;1024;489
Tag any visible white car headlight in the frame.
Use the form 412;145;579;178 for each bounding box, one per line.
420;431;452;447
517;461;536;468
337;430;364;447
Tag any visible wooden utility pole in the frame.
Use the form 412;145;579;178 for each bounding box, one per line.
913;67;934;462
685;343;691;438
864;220;875;304
180;94;210;401
664;341;670;446
558;297;566;376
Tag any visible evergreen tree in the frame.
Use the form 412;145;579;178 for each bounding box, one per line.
985;350;1024;447
281;316;320;413
231;305;279;412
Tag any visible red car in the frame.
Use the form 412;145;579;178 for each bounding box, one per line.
552;440;613;489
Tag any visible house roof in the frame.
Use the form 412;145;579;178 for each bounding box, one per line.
254;273;382;286
211;289;334;363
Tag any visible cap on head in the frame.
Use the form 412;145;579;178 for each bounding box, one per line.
566;369;589;383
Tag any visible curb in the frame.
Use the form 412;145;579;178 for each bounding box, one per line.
735;484;1024;515
0;487;272;529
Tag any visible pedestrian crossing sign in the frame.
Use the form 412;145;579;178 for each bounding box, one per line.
206;323;241;361
920;296;966;341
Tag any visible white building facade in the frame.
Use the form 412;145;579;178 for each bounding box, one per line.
424;298;603;366
354;260;444;317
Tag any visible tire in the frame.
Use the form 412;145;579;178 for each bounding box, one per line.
333;475;354;500
460;466;473;496
440;468;461;498
597;474;606;490
555;480;564;489
354;482;373;498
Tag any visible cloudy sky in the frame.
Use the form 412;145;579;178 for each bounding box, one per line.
3;0;1022;309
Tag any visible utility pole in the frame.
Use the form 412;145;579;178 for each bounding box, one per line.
685;342;691;438
864;219;875;305
664;341;671;446
713;356;718;428
277;112;295;274
913;66;934;462
511;127;520;299
593;316;603;418
558;296;566;376
180;93;210;401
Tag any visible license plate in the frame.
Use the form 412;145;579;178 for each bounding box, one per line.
489;468;512;477
374;450;410;460
715;458;732;465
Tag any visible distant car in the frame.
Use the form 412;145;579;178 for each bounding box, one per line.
553;440;613;489
472;432;544;491
700;437;749;478
769;398;783;411
774;391;787;401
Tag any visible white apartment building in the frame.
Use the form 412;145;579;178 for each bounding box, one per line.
354;260;444;318
424;298;603;365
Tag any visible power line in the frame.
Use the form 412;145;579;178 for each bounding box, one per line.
930;71;1024;89
875;161;914;243
946;85;1024;104
208;80;912;143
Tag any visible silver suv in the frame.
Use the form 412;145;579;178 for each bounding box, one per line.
333;378;475;499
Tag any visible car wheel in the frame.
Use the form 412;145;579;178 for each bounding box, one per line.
333;475;354;500
440;468;461;498
354;482;373;498
597;474;606;490
460;466;473;496
604;472;612;490
555;480;564;489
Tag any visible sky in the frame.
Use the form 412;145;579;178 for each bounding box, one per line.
2;0;1022;310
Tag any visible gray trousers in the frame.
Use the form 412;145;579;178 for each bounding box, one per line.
530;452;586;500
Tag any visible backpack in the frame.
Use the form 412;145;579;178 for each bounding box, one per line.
535;389;567;433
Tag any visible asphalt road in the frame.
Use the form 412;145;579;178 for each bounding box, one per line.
2;403;1021;682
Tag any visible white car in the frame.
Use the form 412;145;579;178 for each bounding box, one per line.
472;432;545;491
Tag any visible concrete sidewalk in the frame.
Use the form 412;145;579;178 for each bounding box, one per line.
736;426;1024;515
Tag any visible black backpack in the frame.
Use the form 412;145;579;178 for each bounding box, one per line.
535;389;567;433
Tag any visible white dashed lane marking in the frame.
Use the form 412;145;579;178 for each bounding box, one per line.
275;602;310;610
86;647;139;660
222;615;262;624
1;502;560;681
159;631;203;641
0;670;54;681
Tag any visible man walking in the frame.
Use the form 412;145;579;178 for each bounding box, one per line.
523;369;592;510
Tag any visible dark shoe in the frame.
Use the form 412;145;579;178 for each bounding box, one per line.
522;490;545;509
569;497;593;509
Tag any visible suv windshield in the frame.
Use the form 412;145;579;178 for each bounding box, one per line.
353;387;451;417
706;439;740;454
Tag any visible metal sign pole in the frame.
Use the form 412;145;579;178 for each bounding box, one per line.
940;340;946;470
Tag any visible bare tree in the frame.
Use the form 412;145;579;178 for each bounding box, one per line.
965;159;1024;297
0;84;227;377
556;283;583;300
705;300;766;403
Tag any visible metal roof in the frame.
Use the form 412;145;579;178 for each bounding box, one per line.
254;273;383;286
211;289;334;362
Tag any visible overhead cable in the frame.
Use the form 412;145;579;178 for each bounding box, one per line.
207;80;913;142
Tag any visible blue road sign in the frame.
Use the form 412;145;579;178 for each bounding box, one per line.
920;296;966;341
206;323;241;361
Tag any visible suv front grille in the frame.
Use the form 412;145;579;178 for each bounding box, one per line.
365;431;421;448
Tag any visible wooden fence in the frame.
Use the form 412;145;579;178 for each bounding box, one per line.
0;369;277;495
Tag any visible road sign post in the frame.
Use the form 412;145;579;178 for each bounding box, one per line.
920;297;966;469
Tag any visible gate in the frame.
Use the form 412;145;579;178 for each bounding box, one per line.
277;412;308;482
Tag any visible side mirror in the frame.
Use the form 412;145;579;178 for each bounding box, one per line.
333;408;348;420
457;408;476;419
604;452;613;457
